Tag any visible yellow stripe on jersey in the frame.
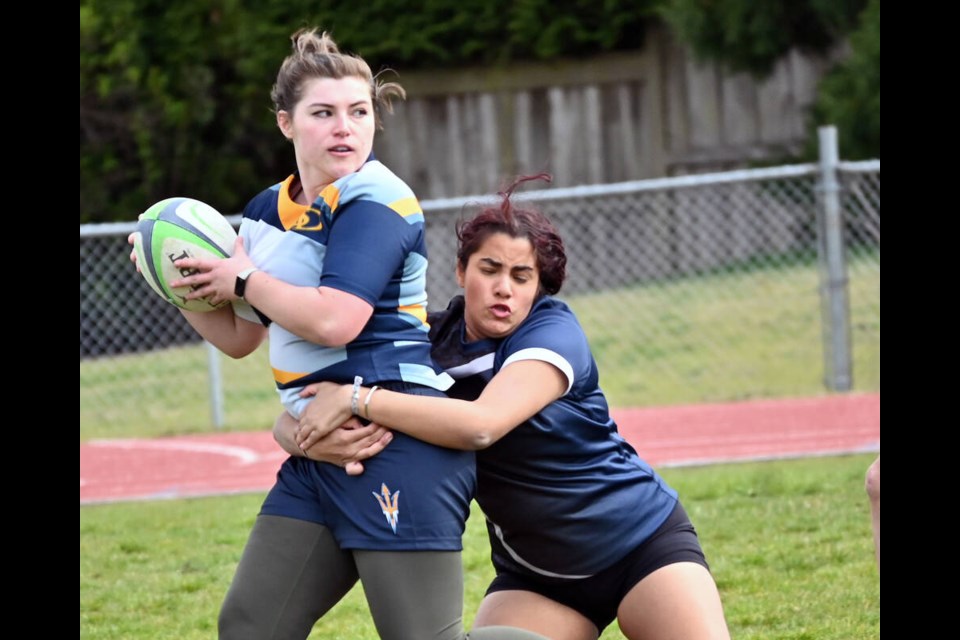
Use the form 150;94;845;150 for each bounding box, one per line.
318;184;341;211
398;303;427;324
388;197;422;218
273;367;310;385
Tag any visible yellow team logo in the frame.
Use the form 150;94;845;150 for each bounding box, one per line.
289;183;340;231
372;483;400;534
291;208;324;232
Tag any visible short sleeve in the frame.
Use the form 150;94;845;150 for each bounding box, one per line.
320;201;419;305
497;305;592;396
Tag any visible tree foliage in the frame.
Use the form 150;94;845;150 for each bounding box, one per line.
659;0;868;75
80;0;657;222
80;0;879;222
809;0;880;159
659;0;880;160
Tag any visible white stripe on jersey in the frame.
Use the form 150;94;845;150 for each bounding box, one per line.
501;347;574;395
445;353;494;379
489;519;593;580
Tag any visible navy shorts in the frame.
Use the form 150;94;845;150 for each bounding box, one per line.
260;383;476;551
486;502;709;633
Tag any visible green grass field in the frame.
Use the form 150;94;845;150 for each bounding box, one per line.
568;251;880;406
80;255;879;441
80;453;880;639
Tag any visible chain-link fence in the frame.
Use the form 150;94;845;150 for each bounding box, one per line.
80;151;879;440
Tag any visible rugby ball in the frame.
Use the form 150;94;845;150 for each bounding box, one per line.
132;197;237;312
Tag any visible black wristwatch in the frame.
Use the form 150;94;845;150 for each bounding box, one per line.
234;267;260;300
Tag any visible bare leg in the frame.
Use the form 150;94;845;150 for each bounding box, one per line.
473;590;599;640
865;455;880;571
467;626;554;640
616;562;730;640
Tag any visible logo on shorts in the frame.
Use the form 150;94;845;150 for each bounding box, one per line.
372;483;400;534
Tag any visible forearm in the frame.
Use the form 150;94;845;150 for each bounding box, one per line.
242;272;369;346
362;389;497;449
298;362;564;451
299;383;492;451
360;360;567;449
169;238;372;347
180;305;264;358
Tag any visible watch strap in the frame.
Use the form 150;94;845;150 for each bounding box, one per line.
234;267;260;300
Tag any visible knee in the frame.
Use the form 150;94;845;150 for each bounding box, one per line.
865;456;880;504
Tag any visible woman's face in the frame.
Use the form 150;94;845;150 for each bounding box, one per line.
457;232;540;342
277;76;375;188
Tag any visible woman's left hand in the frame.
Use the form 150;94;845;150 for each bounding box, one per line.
297;381;355;449
273;409;392;475
169;237;254;306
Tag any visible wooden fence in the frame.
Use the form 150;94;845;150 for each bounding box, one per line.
375;24;841;198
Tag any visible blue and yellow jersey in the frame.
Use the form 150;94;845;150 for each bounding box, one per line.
233;157;452;415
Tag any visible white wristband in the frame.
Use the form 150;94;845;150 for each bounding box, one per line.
350;376;363;416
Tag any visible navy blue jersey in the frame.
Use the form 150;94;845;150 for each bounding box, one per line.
429;296;678;577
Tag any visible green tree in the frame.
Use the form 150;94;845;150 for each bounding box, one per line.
809;0;880;159
80;0;660;222
80;0;285;222
659;0;868;75
80;0;879;223
659;0;879;160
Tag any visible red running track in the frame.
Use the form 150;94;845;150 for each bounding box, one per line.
80;393;879;505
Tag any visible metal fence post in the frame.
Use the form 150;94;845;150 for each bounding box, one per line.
817;126;852;391
206;341;225;428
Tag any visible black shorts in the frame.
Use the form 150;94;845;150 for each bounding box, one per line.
485;502;709;633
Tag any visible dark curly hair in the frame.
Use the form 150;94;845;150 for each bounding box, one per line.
456;174;567;296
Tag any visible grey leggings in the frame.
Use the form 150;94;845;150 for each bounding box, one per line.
218;515;548;640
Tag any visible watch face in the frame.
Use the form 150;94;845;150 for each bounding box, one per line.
234;275;246;299
235;268;257;299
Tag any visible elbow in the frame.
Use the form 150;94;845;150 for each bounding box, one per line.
460;403;516;450
466;429;497;451
459;408;508;450
219;339;259;359
221;344;255;359
307;323;363;348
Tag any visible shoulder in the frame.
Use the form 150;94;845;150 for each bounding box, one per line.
428;296;466;343
242;178;288;222
499;298;589;361
330;160;423;224
497;297;592;394
429;296;499;396
516;297;582;336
